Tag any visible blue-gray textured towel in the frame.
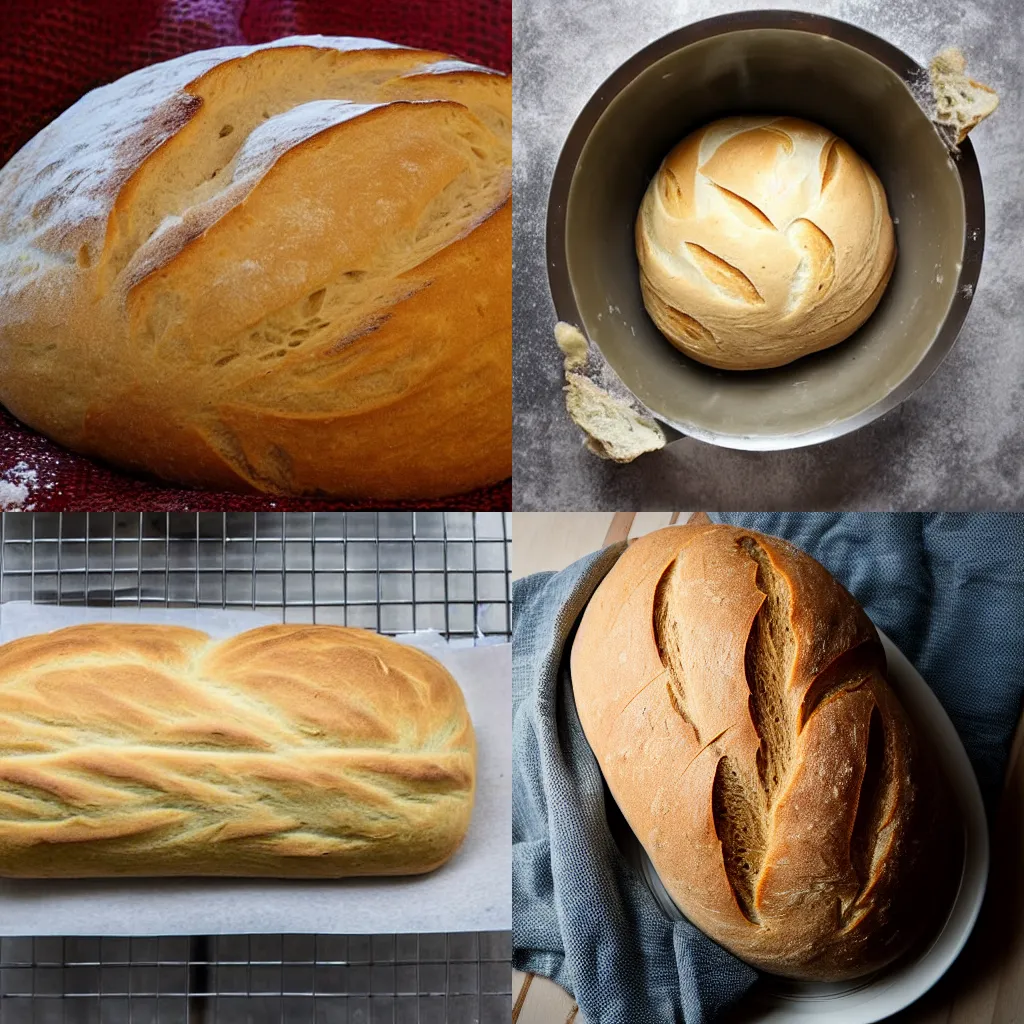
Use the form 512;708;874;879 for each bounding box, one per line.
512;512;1024;1024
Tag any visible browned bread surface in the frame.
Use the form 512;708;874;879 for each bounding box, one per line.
0;623;475;877
571;524;958;980
0;38;511;498
636;117;895;370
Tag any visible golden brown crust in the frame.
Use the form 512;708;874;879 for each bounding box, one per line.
0;623;475;877
636;117;895;370
571;525;957;980
0;38;510;498
79;200;511;497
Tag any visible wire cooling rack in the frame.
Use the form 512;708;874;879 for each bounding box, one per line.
0;512;512;1024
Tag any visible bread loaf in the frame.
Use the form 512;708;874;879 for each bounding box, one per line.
0;623;475;877
0;37;511;498
636;117;895;370
571;524;958;980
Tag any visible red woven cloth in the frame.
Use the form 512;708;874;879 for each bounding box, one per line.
0;0;511;512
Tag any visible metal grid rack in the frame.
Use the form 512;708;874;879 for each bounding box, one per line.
0;512;512;1024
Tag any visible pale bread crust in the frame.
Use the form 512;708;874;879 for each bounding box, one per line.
0;38;510;498
0;623;475;877
636;117;895;370
570;525;957;980
929;48;999;144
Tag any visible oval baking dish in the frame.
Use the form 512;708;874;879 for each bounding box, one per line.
546;10;985;450
626;629;987;1023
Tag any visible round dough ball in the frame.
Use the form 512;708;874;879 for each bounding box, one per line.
635;116;895;371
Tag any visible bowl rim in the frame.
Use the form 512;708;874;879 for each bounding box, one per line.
624;626;989;1023
545;9;986;451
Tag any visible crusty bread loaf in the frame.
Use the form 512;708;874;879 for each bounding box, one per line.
0;37;510;499
571;524;959;980
636;117;895;370
0;623;475;877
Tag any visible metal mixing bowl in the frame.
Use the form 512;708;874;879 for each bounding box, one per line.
546;10;985;449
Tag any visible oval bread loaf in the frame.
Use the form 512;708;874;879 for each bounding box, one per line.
0;37;511;498
571;524;959;980
0;623;475;877
636;117;895;370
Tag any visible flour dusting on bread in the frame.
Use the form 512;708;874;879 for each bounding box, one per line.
0;37;511;498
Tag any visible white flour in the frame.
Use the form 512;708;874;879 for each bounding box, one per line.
0;460;38;509
0;481;28;510
0;34;485;310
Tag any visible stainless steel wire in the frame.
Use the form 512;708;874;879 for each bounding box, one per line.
0;512;512;1024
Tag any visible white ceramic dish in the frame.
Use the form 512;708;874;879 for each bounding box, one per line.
630;629;989;1024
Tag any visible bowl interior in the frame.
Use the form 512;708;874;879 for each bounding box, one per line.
563;26;969;445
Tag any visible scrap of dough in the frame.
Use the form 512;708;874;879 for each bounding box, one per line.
554;321;589;370
929;47;999;143
564;372;665;463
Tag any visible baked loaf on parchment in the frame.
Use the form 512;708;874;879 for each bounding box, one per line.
0;37;510;498
571;524;959;980
636;117;895;370
0;623;475;877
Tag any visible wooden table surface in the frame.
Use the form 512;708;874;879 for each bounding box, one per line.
511;512;1024;1024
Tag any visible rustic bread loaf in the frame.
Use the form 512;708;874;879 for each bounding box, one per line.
636;117;895;370
0;623;475;877
571;524;959;980
0;37;511;498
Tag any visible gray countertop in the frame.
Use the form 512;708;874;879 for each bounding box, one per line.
512;0;1023;510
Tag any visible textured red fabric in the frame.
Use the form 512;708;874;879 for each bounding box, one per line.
0;408;512;512
0;0;511;511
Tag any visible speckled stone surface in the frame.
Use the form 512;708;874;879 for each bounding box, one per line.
512;0;1023;510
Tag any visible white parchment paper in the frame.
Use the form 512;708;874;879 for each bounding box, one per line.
0;603;511;935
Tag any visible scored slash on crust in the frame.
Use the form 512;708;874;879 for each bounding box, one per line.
0;623;476;876
636;117;893;370
572;524;958;981
0;38;513;498
654;534;895;929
